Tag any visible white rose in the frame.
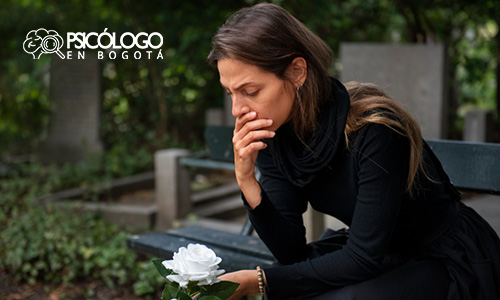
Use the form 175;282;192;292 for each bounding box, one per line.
162;243;225;288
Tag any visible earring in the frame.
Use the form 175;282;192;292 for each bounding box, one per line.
295;83;303;102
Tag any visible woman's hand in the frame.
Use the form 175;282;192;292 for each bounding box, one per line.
219;270;259;300
232;107;275;208
233;107;275;182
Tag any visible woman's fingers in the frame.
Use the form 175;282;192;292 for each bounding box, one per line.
232;108;276;183
233;118;274;160
234;107;253;132
235;140;266;160
234;130;275;156
232;112;274;181
234;117;273;143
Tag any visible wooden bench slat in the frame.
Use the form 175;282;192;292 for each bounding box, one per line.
127;231;274;272
179;157;236;171
427;139;500;194
167;226;273;260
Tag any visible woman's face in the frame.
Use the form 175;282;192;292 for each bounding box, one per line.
218;59;295;132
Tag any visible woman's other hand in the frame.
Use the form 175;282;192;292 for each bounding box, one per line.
232;107;275;208
219;270;260;300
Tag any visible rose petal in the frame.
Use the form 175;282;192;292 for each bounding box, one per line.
167;274;189;288
162;260;176;270
166;274;181;283
197;277;221;286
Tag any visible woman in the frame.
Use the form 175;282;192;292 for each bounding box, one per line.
208;3;500;299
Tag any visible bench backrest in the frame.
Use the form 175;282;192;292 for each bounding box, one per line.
205;126;235;162
426;139;500;194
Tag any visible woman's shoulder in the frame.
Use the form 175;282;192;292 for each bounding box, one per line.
349;121;410;155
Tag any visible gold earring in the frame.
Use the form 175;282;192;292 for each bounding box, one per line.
295;83;302;102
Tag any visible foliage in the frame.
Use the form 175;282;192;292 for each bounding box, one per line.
0;161;164;296
0;204;165;295
0;151;154;294
0;0;248;157
455;21;498;113
0;145;153;208
1;205;127;285
387;0;500;133
1;0;499;157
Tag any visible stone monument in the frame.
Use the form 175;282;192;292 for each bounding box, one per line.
340;43;448;139
39;53;103;163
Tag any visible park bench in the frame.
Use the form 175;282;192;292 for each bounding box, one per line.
127;125;500;272
127;125;275;271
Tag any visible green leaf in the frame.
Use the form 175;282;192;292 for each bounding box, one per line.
162;283;192;299
153;258;173;278
201;281;239;299
169;280;180;290
133;280;155;295
174;290;192;300
197;296;223;300
162;284;176;299
187;280;201;294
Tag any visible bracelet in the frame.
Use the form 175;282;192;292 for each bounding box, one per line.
256;266;267;297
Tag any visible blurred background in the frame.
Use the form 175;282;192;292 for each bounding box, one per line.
1;0;499;299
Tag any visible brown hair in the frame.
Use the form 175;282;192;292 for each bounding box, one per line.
344;81;426;197
207;3;333;137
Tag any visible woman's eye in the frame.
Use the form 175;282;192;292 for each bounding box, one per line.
245;90;258;96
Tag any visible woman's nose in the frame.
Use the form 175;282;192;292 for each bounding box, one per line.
231;104;239;118
231;96;245;118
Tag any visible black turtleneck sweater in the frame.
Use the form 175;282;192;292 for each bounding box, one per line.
243;81;460;299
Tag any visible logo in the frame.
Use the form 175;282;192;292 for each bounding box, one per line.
23;28;165;60
23;28;65;59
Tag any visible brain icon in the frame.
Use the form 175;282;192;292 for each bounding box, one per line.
23;28;65;59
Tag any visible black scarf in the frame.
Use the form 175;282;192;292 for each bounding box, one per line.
266;77;350;187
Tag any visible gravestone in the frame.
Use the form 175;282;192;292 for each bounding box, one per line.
205;92;235;127
205;108;225;126
340;43;448;139
463;109;493;142
39;53;102;163
224;92;236;126
155;149;192;230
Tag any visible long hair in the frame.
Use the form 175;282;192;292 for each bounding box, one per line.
207;3;333;137
344;81;426;197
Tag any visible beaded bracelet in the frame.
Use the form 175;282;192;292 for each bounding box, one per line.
256;266;267;298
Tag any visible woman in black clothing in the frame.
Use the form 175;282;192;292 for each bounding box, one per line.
208;3;500;299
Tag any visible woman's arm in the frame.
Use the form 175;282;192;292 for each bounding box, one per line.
260;123;411;299
232;107;310;263
244;163;309;264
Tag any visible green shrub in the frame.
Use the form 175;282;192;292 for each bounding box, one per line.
1;205;125;283
0;203;163;295
0;150;163;296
